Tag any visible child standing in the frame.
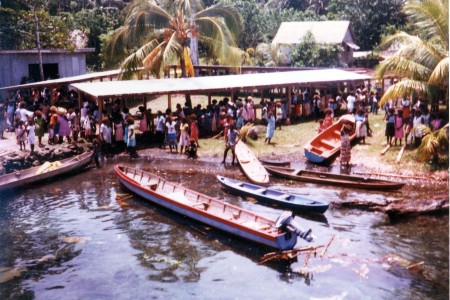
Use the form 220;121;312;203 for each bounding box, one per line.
323;108;333;128
127;118;138;157
317;119;326;134
394;110;404;146
385;108;395;146
26;119;36;154
16;120;27;151
340;123;352;169
92;138;101;168
179;118;190;154
264;112;275;144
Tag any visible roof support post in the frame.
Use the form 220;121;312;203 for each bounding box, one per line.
287;86;292;118
208;93;211;106
168;93;172;111
98;97;103;124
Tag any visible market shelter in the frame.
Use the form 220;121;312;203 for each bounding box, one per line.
71;68;371;120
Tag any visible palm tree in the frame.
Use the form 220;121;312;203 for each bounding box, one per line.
104;0;243;80
375;0;448;108
255;43;290;66
416;124;449;164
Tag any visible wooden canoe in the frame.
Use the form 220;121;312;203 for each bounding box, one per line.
304;114;356;163
265;166;405;191
259;158;290;167
0;151;93;191
114;165;313;250
235;141;269;184
217;175;329;214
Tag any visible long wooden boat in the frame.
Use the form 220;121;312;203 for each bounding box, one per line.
304;114;356;163
114;165;313;250
265;166;405;191
235;141;269;184
217;175;329;214
0;151;93;191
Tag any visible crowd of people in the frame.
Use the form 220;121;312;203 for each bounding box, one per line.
0;85;446;169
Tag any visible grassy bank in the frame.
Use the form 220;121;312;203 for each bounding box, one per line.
135;94;447;175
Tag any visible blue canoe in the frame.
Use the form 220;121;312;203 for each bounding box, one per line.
217;175;329;214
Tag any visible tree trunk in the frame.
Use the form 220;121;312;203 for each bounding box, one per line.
33;6;44;82
179;47;192;108
190;37;199;76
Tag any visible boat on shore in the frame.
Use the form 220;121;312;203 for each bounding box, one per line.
235;141;269;184
304;114;356;163
265;166;405;191
114;165;313;250
217;175;329;214
0;151;93;192
259;158;290;167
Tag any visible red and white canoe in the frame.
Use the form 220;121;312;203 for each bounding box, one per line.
114;165;313;250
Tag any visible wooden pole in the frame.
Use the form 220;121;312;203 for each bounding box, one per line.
208;93;211;106
287;86;292;118
168;93;172;111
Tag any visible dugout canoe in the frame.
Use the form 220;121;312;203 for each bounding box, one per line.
0;151;93;192
304;114;356;163
235;141;269;184
265;166;405;191
114;165;314;250
259;158;291;167
217;175;329;214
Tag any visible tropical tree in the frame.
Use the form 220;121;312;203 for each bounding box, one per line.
416;124;449;164
255;42;290;66
375;0;449;108
104;0;243;81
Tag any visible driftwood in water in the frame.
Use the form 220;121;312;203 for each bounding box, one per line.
384;196;449;217
259;245;324;264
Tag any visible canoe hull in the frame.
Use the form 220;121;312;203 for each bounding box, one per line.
217;176;329;214
115;166;298;250
0;151;92;192
303;114;356;163
235;141;269;184
265;166;405;191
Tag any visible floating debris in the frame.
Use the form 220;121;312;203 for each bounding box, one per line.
0;266;26;283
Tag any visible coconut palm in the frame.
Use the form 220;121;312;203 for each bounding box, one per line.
375;0;449;108
104;0;243;80
255;43;290;67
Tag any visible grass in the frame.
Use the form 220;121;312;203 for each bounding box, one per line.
130;94;447;174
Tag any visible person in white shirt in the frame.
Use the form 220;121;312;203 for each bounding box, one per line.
346;91;356;114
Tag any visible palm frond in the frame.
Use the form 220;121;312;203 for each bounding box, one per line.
416;132;438;162
378;79;431;107
404;0;449;46
195;5;243;39
184;47;195;77
428;57;449;85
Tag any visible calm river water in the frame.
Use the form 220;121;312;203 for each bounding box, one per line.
0;157;448;299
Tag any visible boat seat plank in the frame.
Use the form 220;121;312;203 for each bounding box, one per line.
255;188;267;194
276;194;291;200
320;140;336;148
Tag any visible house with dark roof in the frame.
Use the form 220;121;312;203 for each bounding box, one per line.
272;21;359;66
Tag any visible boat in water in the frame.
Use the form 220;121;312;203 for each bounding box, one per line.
235;141;269;184
114;165;313;250
265;166;405;191
217;175;329;214
304;114;356;163
0;151;93;192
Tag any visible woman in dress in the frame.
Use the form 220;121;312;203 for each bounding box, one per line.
354;109;367;144
245;96;255;123
189;114;199;147
179;117;190;154
34;110;45;147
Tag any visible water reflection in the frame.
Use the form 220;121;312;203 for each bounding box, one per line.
0;157;447;299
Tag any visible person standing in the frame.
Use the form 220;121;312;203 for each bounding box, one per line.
155;111;165;148
385;108;395;146
340;123;352;169
179;118;190;154
165;116;178;153
16;120;27;151
354;109;367;144
221;124;240;165
100;117;112;157
127;118;138;157
323;108;333;129
264;112;275;144
346;91;356;114
189;114;200;147
26;119;36;154
394;110;404;146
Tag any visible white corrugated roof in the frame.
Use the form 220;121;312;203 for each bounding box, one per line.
71;69;371;98
272;21;355;45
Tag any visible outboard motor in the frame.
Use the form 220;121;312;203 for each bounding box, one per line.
275;211;314;242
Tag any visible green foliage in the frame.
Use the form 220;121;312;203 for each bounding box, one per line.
327;0;406;50
290;31;343;67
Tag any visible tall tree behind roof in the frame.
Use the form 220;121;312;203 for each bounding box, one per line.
103;0;243;79
375;0;448;107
